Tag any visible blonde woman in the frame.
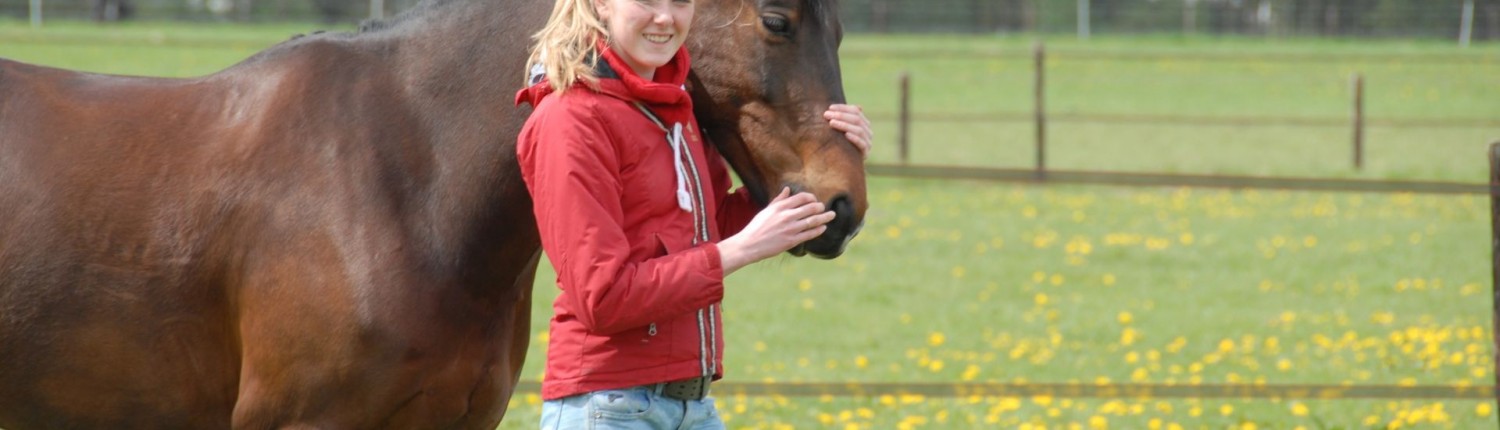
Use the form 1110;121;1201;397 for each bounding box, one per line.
515;0;870;428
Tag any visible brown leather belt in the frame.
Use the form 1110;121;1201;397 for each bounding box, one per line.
656;375;711;401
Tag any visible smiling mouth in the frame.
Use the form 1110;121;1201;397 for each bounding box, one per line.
644;34;672;44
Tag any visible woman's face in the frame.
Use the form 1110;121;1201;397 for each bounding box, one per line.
595;0;693;80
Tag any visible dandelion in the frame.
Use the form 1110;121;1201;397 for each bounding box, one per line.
1035;293;1049;306
797;279;812;291
1290;402;1309;416
1118;311;1133;325
884;226;901;239
961;364;981;381
928;332;946;347
1121;328;1139;346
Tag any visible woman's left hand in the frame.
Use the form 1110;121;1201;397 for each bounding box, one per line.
824;104;872;160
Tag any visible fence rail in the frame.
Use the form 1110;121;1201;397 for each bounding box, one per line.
511;381;1500;400
868;112;1500;129
865;164;1493;196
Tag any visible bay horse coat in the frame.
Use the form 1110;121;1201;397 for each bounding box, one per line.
0;0;867;428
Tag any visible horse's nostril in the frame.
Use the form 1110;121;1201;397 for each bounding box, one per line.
828;195;853;231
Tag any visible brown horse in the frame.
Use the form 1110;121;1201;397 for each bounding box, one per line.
0;0;866;428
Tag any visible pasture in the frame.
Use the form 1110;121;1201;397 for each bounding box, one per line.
2;20;1496;429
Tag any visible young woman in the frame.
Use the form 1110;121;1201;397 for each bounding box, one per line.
515;0;871;428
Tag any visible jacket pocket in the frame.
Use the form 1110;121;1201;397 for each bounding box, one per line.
652;233;687;257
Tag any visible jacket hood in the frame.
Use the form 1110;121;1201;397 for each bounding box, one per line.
515;43;692;108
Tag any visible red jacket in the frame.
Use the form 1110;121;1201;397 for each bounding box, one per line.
515;46;758;400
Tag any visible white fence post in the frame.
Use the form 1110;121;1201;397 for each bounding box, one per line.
1077;0;1090;40
370;0;384;20
1461;0;1475;48
29;0;41;28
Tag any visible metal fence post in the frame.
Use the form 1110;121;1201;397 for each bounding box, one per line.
898;72;911;165
1033;42;1047;180
1352;73;1364;171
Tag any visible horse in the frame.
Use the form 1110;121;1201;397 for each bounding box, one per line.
0;0;867;428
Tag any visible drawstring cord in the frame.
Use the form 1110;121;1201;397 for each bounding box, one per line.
668;122;692;212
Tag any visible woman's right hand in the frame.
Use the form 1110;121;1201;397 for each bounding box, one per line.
717;188;835;275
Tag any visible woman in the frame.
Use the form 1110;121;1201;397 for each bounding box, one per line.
514;0;871;428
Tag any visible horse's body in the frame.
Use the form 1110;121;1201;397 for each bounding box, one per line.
0;0;865;428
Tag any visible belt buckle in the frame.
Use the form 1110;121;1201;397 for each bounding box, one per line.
659;376;710;401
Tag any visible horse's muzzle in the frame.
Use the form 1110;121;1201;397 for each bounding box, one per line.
791;194;862;259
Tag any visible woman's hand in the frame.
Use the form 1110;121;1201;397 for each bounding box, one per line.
717;188;834;276
824;104;872;159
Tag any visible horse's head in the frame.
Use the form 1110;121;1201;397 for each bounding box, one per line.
688;0;866;259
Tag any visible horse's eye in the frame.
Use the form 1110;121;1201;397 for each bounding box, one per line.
762;15;791;35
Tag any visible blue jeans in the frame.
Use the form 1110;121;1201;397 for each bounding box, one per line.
540;385;724;430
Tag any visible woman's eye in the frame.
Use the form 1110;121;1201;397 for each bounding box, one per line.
762;16;790;34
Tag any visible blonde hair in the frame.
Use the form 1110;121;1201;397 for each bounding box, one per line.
526;0;607;94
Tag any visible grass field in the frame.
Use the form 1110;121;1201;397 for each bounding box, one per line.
1;20;1497;429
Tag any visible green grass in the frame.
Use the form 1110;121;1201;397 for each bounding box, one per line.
1;20;1496;429
500;179;1492;429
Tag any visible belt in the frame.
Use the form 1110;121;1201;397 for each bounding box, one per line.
655;375;712;401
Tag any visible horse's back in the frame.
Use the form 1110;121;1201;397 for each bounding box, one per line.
0;57;258;429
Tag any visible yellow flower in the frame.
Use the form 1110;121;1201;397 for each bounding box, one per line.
1290;402;1309;416
1035;293;1050;306
884;226;901;239
1121;328;1139;346
1477;402;1492;417
928;332;946;347
1118;311;1133;325
797;279;812;291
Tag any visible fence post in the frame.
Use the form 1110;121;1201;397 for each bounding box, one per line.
1489;141;1500;425
29;0;41;27
1077;0;1090;40
1351;73;1364;171
1033;42;1047;180
1462;0;1475;48
370;0;385;20
898;72;910;165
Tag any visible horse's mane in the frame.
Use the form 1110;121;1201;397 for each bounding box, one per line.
356;0;455;34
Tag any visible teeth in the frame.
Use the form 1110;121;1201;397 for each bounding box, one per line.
644;34;671;43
